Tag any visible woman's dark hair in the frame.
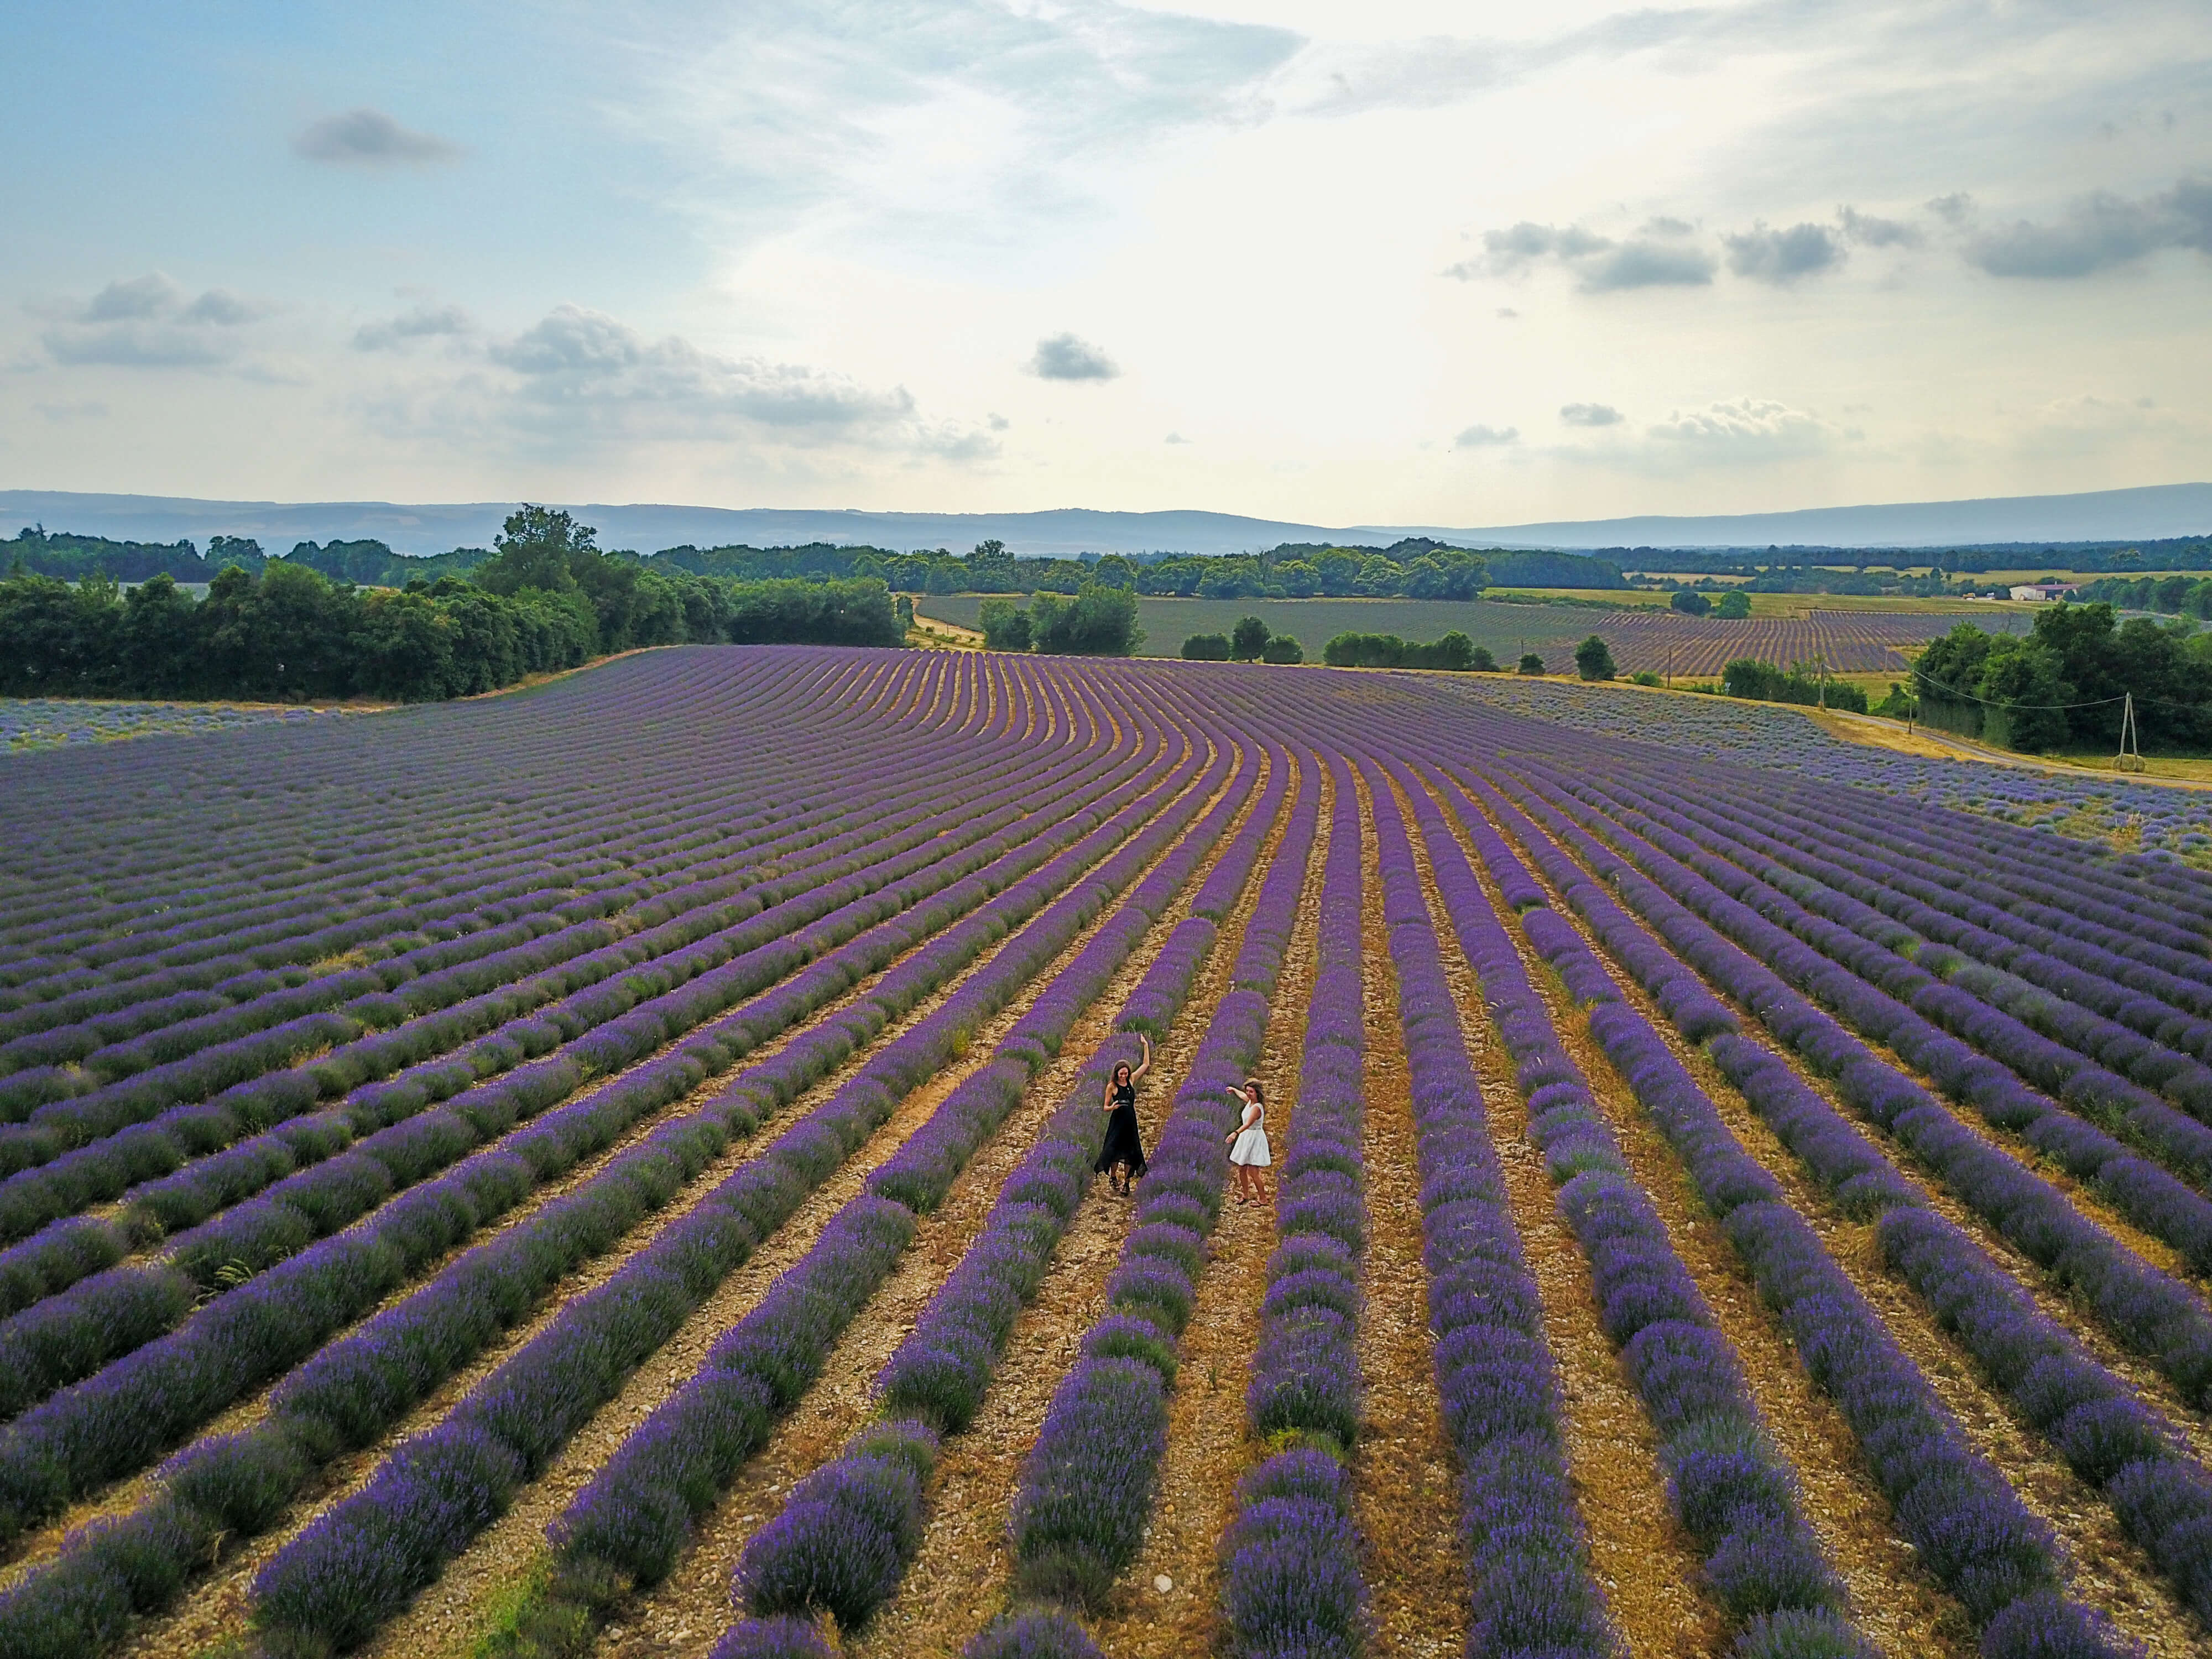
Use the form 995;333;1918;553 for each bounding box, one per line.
1112;1062;1133;1086
1245;1078;1265;1104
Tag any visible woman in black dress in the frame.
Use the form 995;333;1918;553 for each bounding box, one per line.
1095;1033;1152;1195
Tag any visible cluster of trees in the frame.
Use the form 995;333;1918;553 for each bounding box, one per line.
972;586;1144;655
1717;658;1871;713
1916;603;2212;752
1178;616;1305;663
1667;588;1754;618
2077;573;2212;618
1321;630;1490;671
1616;536;2212;582
0;509;905;703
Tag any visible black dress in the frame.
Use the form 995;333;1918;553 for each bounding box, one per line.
1095;1082;1148;1178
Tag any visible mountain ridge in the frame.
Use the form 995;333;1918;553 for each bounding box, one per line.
3;483;2205;559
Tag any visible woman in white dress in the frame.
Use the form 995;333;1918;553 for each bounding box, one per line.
1225;1078;1271;1205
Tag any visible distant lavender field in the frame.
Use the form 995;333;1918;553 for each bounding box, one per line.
0;699;338;755
1455;675;2212;862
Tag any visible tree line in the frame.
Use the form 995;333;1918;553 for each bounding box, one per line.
1916;603;2212;752
0;509;904;703
1;524;1635;600
971;587;1144;655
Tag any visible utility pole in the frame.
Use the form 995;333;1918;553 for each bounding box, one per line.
2117;692;2145;771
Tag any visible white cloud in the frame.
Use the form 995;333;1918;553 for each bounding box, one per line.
1560;402;1624;426
1645;397;1840;462
1969;178;2212;278
1460;217;1717;291
1724;221;1845;283
1455;422;1519;447
353;304;473;351
1027;332;1119;380
36;274;276;367
293;108;459;166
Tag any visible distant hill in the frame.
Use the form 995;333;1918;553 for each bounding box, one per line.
2;482;2204;559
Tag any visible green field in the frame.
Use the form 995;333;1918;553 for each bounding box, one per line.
916;594;1599;661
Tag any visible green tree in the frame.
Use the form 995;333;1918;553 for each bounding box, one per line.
1316;549;1365;597
1181;633;1231;660
1670;588;1712;617
1517;651;1545;675
1031;584;1142;655
978;598;1033;652
1575;635;1616;681
1715;589;1751;619
1274;560;1320;598
1260;634;1303;664
1230;615;1271;661
474;506;594;596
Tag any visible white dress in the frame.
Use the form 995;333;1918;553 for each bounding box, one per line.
1229;1100;1271;1167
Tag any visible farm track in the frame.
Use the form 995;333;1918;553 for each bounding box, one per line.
121;732;1240;1659
1467;785;2210;1655
572;741;1276;1659
846;757;1330;1659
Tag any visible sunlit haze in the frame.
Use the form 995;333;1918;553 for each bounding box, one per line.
3;1;2207;526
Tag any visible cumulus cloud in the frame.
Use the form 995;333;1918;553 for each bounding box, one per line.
293;108;459;165
489;304;917;435
1559;402;1623;427
1926;192;1975;226
1461;218;1715;291
1454;423;1518;447
1026;332;1119;380
353;303;473;351
37;273;275;367
1968;178;2211;278
1646;397;1839;461
1838;205;1922;247
1164;431;1191;444
1725;221;1845;283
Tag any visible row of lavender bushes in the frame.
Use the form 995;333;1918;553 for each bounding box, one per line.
1001;759;1323;1621
238;739;1242;1651
1215;758;1368;1659
685;750;1300;1659
1361;770;1618;1659
1446;776;2131;1657
0;720;985;1133
0;718;1120;1245
1483;769;2212;1625
0;735;1162;1434
1396;767;1869;1658
1483;765;2212;1409
0;734;1227;1658
334;743;1286;1659
1569;766;2212;1188
0;651;884;983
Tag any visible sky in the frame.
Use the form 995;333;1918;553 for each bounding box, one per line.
1;0;2207;530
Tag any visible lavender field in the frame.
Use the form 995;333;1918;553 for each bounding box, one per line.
4;645;2212;1659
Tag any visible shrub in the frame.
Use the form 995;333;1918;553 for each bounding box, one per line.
1181;633;1231;661
1574;635;1616;681
1260;634;1304;665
